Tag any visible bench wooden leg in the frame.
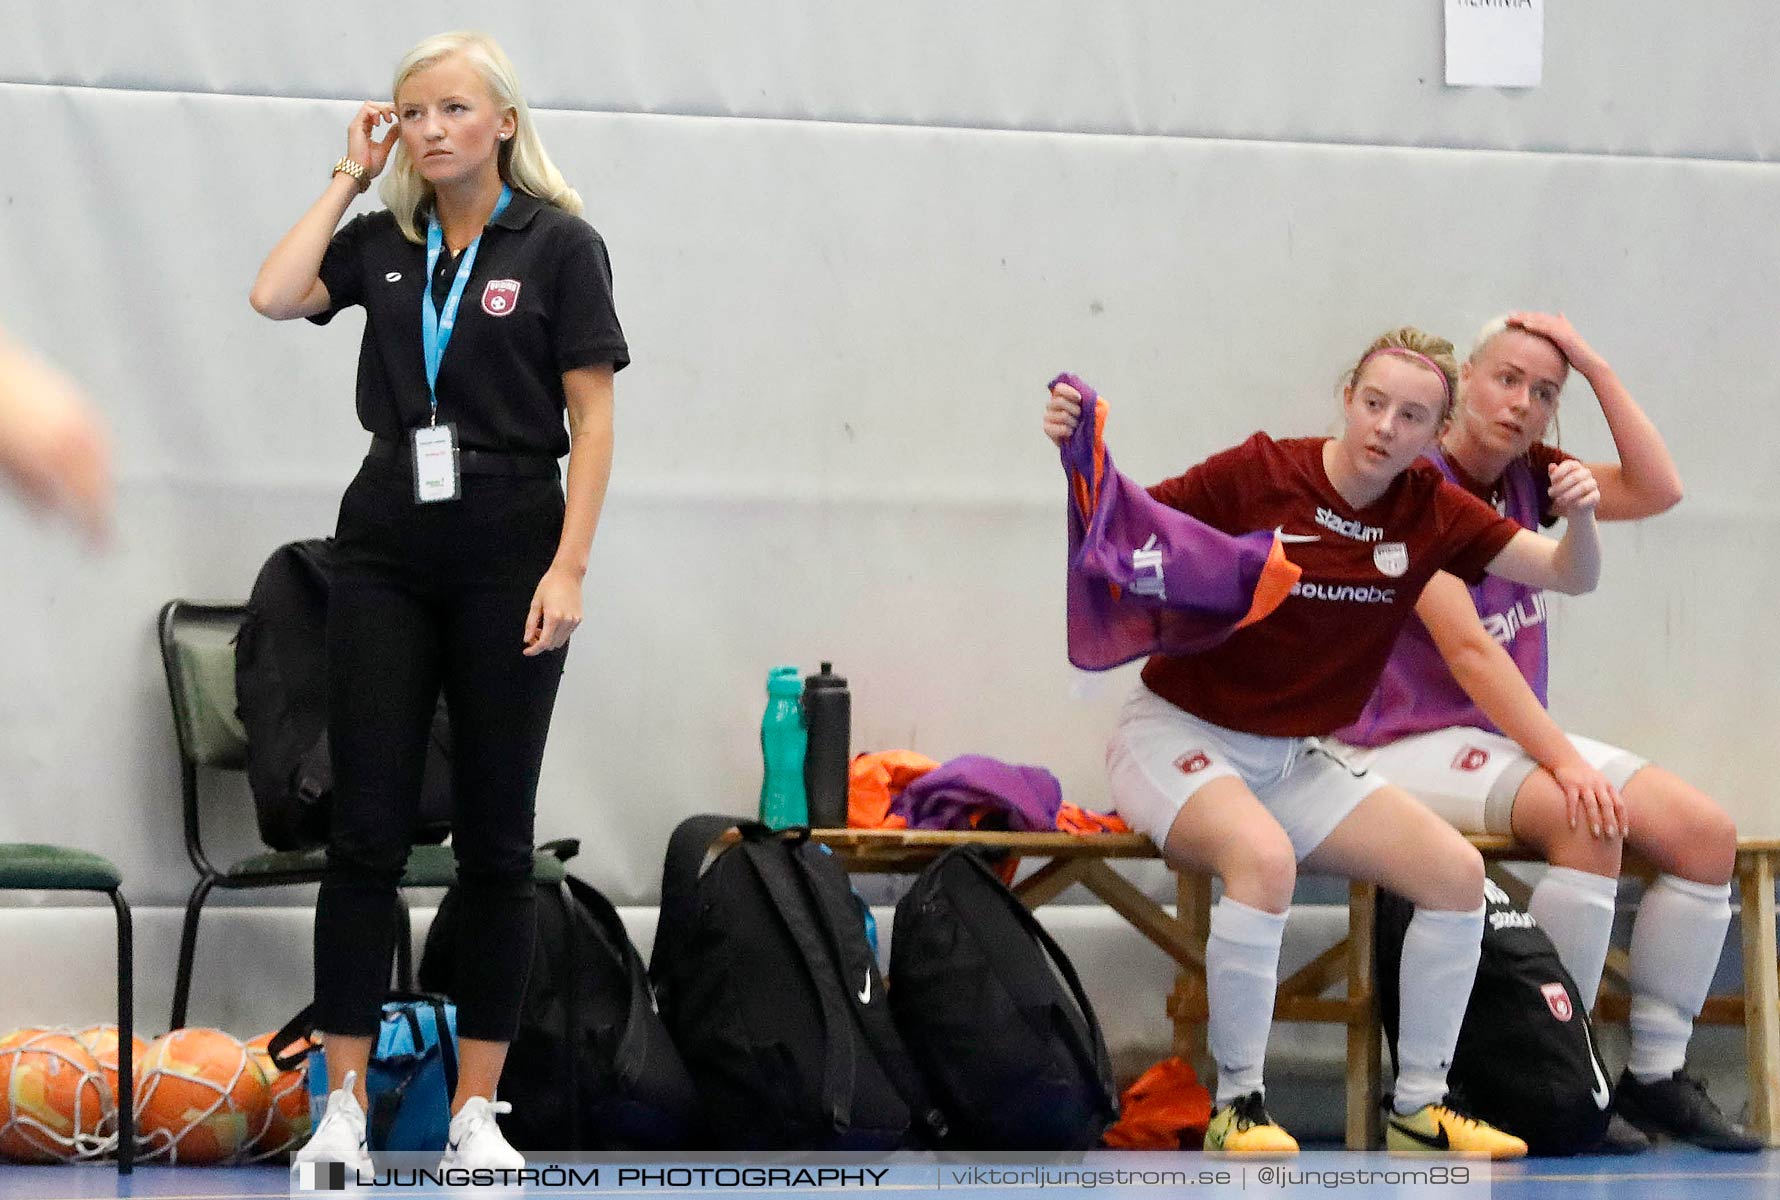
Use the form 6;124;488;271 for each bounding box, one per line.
1012;858;1093;908
1739;851;1780;1145
1171;870;1214;1090
1346;880;1380;1150
1075;860;1205;970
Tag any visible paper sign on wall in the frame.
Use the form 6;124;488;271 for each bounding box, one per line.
1445;0;1544;88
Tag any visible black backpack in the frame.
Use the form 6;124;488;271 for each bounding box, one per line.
649;815;945;1150
235;539;451;850
1376;878;1612;1155
888;846;1118;1149
418;840;700;1150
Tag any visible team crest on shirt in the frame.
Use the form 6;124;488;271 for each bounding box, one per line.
1174;751;1212;775
481;279;521;316
1452;746;1490;772
1373;541;1408;577
1541;982;1574;1022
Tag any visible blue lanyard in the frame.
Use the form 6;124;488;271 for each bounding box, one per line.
421;184;513;422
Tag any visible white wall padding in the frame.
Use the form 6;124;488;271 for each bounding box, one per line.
3;2;1779;161
1;77;1776;910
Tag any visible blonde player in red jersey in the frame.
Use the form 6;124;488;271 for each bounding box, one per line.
1044;327;1603;1157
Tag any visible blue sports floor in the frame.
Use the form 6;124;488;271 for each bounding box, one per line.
5;1149;1780;1200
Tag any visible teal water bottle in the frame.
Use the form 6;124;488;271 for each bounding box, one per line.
759;666;809;828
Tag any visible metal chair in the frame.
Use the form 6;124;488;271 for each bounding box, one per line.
0;843;134;1172
156;599;463;1030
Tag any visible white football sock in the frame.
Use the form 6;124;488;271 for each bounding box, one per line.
1528;865;1619;1011
1394;904;1485;1114
1206;897;1288;1107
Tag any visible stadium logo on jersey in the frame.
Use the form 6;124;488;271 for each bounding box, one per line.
1174;751;1212;775
1314;507;1384;542
1129;534;1166;599
1481;594;1547;647
1373;542;1408;578
481;279;522;316
1452;746;1491;773
1541;982;1574;1023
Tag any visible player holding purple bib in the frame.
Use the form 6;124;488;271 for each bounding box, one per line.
1044;326;1608;1158
1332;313;1756;1152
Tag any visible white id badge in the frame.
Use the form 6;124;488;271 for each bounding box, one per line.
412;423;461;503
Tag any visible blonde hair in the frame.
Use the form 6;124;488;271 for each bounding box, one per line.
1468;313;1571;374
1342;326;1460;422
1468;314;1516;362
380;31;581;244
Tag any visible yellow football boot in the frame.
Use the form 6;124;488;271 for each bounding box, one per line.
1386;1101;1527;1159
1204;1092;1299;1155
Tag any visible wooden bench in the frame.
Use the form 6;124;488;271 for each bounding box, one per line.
812;828;1780;1149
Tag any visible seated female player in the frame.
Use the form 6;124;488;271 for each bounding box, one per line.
1331;313;1755;1152
1043;325;1603;1156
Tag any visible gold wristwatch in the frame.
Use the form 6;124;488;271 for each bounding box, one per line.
332;157;370;193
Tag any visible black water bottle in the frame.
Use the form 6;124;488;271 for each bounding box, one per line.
802;662;851;828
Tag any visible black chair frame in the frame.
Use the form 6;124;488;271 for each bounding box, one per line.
157;599;418;1030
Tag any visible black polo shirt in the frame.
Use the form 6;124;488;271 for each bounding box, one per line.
310;189;628;458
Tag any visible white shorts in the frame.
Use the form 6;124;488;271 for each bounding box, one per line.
1107;686;1388;860
1328;727;1648;837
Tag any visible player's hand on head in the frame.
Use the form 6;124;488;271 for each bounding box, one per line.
1507;311;1599;373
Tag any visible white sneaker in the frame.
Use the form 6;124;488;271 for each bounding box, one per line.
440;1096;524;1171
294;1069;373;1178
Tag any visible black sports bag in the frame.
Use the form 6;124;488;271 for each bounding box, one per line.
649;815;945;1150
1376;877;1612;1155
234;538;451;849
419;840;700;1150
888;846;1118;1149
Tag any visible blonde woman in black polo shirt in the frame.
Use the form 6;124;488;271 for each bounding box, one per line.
251;30;626;1172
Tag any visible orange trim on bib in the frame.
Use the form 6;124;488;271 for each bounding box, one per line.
1234;533;1302;630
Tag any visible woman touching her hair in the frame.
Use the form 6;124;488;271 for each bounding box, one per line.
253;30;627;1173
1330;314;1755;1153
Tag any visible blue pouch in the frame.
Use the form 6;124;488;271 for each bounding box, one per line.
272;992;459;1153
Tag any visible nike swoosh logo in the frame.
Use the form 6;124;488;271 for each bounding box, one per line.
1391;1119;1451;1151
857;972;873;1004
1581;1018;1610;1109
1273;525;1321;544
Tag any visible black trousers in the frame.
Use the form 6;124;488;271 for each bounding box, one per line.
314;458;567;1041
